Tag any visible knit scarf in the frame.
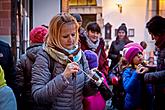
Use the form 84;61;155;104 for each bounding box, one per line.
44;44;82;65
85;33;100;51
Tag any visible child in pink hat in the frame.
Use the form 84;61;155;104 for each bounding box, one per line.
122;46;150;110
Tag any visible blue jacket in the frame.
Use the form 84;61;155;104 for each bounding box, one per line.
122;68;144;110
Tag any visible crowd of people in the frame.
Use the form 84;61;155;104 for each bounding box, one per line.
0;13;165;110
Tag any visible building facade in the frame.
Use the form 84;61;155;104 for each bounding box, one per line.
0;0;165;62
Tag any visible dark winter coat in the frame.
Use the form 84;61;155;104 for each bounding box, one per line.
0;40;17;95
16;44;43;110
144;48;165;110
108;40;132;70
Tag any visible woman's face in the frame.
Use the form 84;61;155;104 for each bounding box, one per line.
117;30;126;39
132;53;144;65
87;30;100;43
60;23;77;50
150;33;159;41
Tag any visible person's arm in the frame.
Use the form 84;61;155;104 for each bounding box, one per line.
99;46;109;76
15;55;26;94
123;68;142;93
108;41;118;60
144;70;165;84
5;45;18;97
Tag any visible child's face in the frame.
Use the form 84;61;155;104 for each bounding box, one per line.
132;53;144;65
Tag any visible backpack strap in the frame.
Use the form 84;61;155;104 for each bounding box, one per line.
42;50;55;76
48;55;55;74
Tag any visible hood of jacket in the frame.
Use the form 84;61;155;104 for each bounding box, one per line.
26;44;42;62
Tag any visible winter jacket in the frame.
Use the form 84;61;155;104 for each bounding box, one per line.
0;86;17;110
16;44;42;110
108;40;132;70
0;40;17;96
31;49;97;110
79;35;109;77
123;68;145;110
0;65;17;110
144;48;165;110
83;73;107;110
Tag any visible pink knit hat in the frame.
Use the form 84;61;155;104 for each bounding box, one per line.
124;46;142;63
124;42;144;51
30;26;48;43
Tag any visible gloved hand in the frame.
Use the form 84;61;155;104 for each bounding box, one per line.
111;76;119;85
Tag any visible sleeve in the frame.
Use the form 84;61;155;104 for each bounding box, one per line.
6;46;18;97
100;46;109;76
144;70;165;84
15;55;26;94
122;68;142;93
108;41;118;60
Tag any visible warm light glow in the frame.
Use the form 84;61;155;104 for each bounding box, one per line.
116;0;123;5
115;0;123;13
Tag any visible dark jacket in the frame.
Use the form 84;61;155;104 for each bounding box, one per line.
0;40;17;95
144;48;165;110
16;44;43;110
79;35;109;77
108;40;132;70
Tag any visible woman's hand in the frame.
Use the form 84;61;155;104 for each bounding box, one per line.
63;62;79;79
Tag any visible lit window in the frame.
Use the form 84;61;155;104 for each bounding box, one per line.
69;0;96;6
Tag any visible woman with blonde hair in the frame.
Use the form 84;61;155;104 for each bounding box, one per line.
31;13;99;110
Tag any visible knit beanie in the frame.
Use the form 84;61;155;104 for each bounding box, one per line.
30;26;48;43
117;23;127;35
124;42;144;52
71;13;82;22
84;50;98;69
123;47;141;63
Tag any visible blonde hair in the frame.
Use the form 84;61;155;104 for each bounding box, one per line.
46;13;79;49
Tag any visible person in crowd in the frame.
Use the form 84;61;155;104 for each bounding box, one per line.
140;41;148;60
107;23;132;109
122;46;150;110
108;23;133;71
144;15;165;110
83;50;107;110
31;13;100;110
16;25;48;110
79;21;109;78
71;13;85;36
0;40;18;100
140;41;147;50
0;65;17;110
